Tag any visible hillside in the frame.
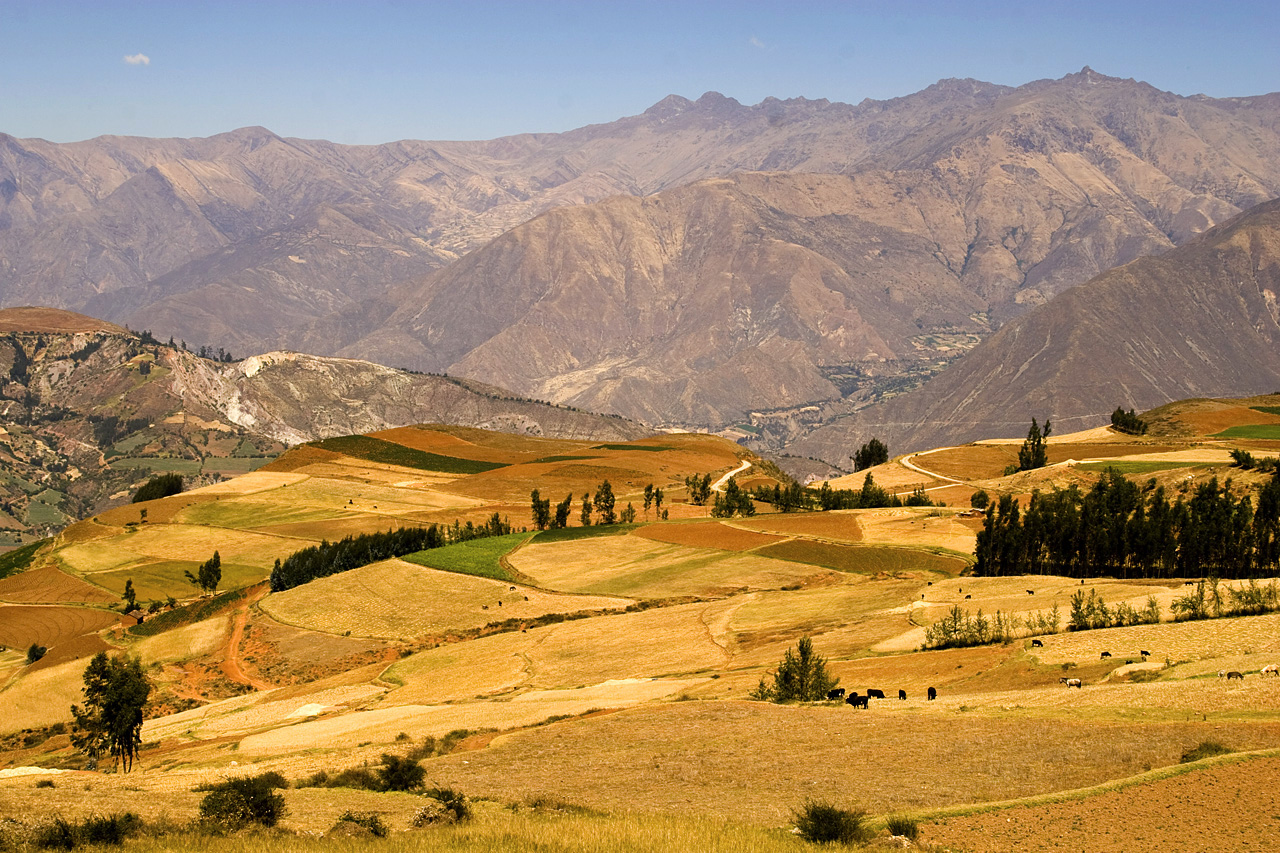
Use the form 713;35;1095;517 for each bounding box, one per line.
0;308;646;542
1;411;1278;850
3;69;1279;407
793;198;1280;459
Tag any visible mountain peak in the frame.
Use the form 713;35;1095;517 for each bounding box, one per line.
644;94;694;118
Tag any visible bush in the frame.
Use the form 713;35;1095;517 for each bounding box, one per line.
792;799;871;845
1180;740;1232;763
750;637;837;702
35;778;55;789
33;818;75;851
197;775;287;829
885;813;919;840
332;811;388;838
79;813;142;846
424;787;472;823
26;644;47;664
377;753;425;792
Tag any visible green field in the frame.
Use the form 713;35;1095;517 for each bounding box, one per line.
311;435;509;474
1251;406;1280;416
403;533;530;581
591;444;677;452
1213;424;1280;439
110;457;204;475
1079;461;1194;474
177;499;342;530
755;541;964;575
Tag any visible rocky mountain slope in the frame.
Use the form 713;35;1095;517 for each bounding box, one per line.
791;198;1280;461
0;307;645;541
3;68;1279;380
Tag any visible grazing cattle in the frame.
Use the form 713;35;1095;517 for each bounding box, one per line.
1218;670;1227;678
1060;677;1082;688
1261;664;1279;677
898;689;907;700
867;689;885;700
927;686;937;701
1031;639;1044;648
1026;589;1035;595
1100;651;1112;658
1140;650;1151;658
1227;671;1244;680
845;693;869;710
827;688;846;700
964;594;972;599
481;605;488;610
509;586;517;591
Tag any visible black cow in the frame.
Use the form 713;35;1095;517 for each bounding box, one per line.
927;686;937;701
826;688;846;700
1140;650;1151;657
845;693;869;710
898;689;906;700
1031;639;1044;648
964;594;972;599
1100;651;1112;659
866;689;885;700
1026;589;1035;595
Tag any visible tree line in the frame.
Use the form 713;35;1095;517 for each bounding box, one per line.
752;473;935;513
269;513;514;592
975;468;1280;579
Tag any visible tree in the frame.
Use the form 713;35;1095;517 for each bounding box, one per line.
593;480;617;525
579;493;592;527
185;551;221;595
653;487;664;516
970;489;990;510
1017;418;1051;472
553;493;573;530
530;490;551;531
685;473;713;506
853;437;889;472
70;652;151;772
643;484;655;518
122;579;137;613
620;502;637;524
1111;406;1149;436
750;637;837;702
132;472;184;504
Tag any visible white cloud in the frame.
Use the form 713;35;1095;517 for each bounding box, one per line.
748;36;765;49
123;53;150;66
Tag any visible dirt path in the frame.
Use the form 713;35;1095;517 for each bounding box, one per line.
898;448;965;484
712;460;752;492
221;586;271;691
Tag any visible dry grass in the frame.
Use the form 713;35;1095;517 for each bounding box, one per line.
0;658;88;732
260;558;631;639
1030;611;1280;666
414;700;1280;822
510;535;826;598
131;615;230;664
926;754;1280;853
856;508;976;555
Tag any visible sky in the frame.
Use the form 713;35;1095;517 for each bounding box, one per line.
1;0;1277;145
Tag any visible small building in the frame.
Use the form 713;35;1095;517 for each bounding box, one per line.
119;610;145;627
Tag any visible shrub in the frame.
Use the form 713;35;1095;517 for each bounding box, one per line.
197;774;287;829
26;643;47;664
425;787;472;822
35;778;55;789
750;637;837;702
33;818;75;851
332;811;388;838
792;799;871;845
885;813;919;840
377;753;425;792
1180;740;1232;763
79;813;142;846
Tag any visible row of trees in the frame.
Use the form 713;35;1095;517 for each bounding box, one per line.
185;551;221;594
752;473;935;513
269;524;449;592
975;469;1280;579
531;480;667;530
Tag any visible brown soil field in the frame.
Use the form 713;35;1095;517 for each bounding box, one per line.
632;521;787;552
825;462;941;492
93;493;218;527
27;632;110;670
739;511;863;542
0;604;118;652
925;753;1280;853
257;444;345;472
418;700;1280;822
1164;401;1280;437
0;565;115;604
856;508;977;554
372;425;582;464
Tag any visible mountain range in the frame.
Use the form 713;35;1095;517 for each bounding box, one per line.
3;68;1280;450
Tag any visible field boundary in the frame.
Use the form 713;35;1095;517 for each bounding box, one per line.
904;745;1280;825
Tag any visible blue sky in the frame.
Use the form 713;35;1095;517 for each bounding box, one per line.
1;0;1276;144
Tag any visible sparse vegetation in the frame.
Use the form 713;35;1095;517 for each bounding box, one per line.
885;813;920;840
1180;740;1232;763
0;538;49;579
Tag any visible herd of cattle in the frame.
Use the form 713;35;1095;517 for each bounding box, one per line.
827;686;936;708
